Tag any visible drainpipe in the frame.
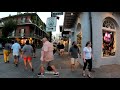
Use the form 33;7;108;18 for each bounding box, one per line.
89;12;93;48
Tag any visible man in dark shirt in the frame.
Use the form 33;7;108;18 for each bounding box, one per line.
69;41;81;71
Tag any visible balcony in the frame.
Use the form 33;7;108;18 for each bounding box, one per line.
17;19;32;25
8;32;42;39
63;12;80;29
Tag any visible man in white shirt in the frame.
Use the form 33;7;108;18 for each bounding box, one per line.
11;40;21;67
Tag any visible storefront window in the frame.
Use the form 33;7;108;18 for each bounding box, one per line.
102;19;116;57
102;31;115;57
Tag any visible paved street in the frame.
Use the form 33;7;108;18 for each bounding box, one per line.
0;49;120;78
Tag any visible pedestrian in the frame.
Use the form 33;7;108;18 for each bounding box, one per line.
37;37;59;77
59;42;65;56
11;40;21;67
57;42;61;55
31;42;36;58
21;40;34;72
3;41;11;63
53;44;57;54
69;41;81;71
82;41;94;78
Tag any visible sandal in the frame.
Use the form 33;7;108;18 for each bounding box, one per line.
82;73;86;77
87;74;91;78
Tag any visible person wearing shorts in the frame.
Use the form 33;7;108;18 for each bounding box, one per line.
69;41;81;71
21;40;34;72
59;43;64;56
41;61;54;70
37;37;59;77
11;40;21;67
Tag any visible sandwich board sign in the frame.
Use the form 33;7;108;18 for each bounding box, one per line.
46;17;57;32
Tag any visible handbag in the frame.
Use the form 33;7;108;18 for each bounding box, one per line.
47;66;53;71
47;62;53;71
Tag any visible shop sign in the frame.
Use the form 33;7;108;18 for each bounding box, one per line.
46;17;57;32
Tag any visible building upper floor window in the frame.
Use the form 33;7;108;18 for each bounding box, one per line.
0;22;4;26
21;28;25;37
28;19;32;23
21;17;26;23
12;30;15;37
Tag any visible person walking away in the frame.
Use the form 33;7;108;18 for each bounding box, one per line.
37;37;59;77
57;42;61;55
21;40;34;72
82;41;94;78
3;41;11;63
31;42;36;58
69;41;81;71
11;40;21;67
59;42;65;56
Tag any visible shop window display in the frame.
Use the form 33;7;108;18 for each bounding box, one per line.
102;31;115;57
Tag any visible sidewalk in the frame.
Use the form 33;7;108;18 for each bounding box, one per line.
0;49;120;78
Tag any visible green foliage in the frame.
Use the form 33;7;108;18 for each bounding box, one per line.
2;19;17;38
31;16;37;24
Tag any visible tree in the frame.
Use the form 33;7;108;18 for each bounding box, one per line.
2;19;17;41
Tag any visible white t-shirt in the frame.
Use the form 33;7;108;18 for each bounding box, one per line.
11;43;21;55
83;47;92;59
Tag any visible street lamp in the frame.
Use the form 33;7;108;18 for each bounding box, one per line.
71;13;73;16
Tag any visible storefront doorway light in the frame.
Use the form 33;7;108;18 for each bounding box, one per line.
71;13;73;16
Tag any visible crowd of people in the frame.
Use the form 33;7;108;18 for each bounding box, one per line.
2;36;94;78
3;40;36;72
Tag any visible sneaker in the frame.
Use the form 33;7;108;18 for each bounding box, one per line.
31;68;34;72
4;62;7;63
54;72;59;76
82;73;86;77
15;64;18;67
7;61;9;63
37;73;44;77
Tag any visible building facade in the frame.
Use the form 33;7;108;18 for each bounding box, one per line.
64;12;120;68
0;13;49;47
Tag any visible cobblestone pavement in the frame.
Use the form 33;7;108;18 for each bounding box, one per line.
0;49;120;78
